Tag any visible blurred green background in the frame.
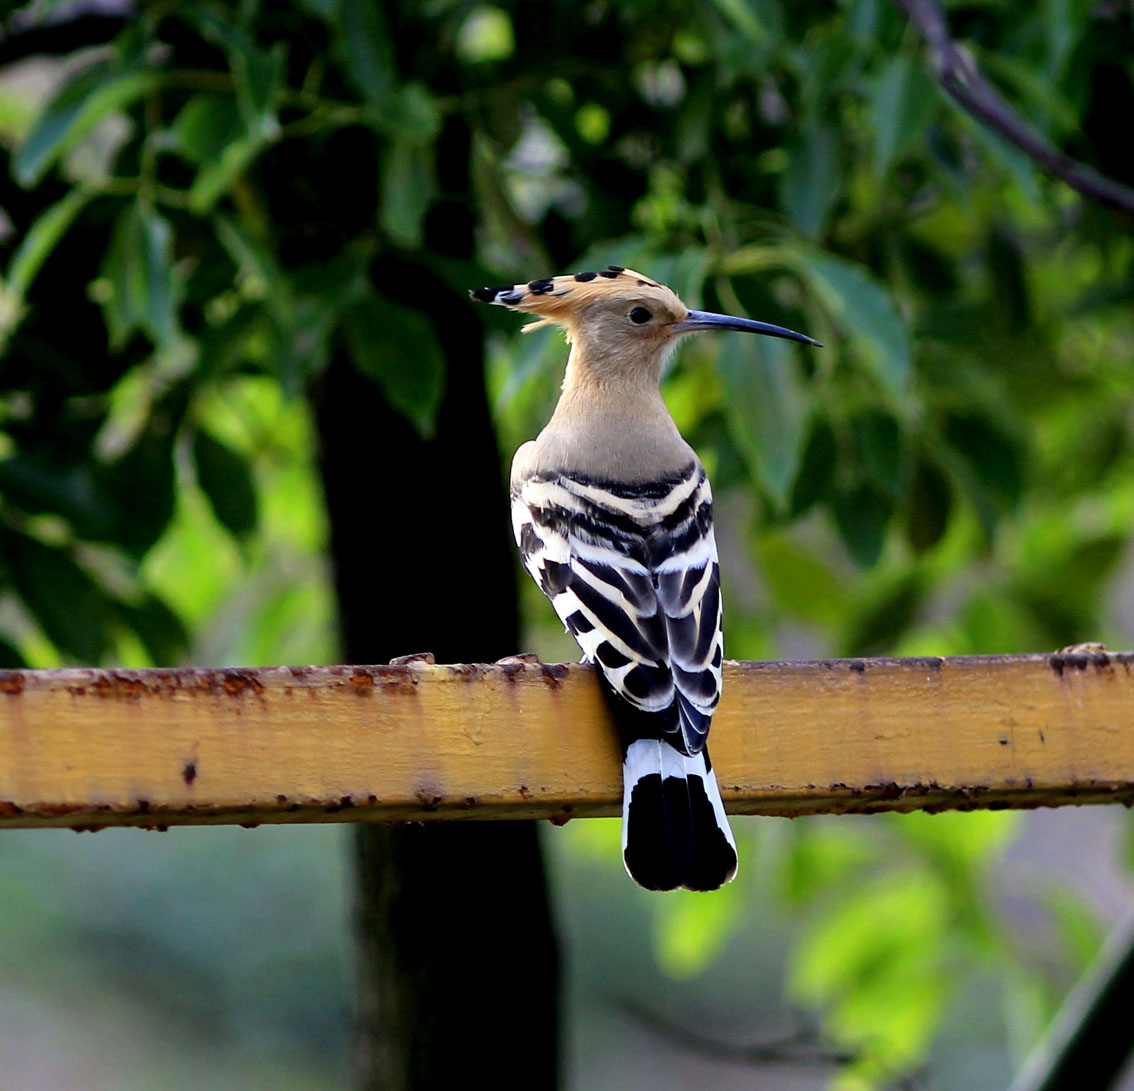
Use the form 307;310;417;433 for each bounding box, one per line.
0;0;1132;1087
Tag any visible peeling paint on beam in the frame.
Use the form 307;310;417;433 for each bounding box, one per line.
0;653;1129;829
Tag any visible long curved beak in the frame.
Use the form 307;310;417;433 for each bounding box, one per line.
672;309;823;348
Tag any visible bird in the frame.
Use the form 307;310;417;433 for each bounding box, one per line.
471;265;821;891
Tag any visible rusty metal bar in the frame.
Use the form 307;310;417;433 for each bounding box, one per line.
0;650;1130;829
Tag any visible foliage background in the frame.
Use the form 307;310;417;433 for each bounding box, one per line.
0;0;1132;1087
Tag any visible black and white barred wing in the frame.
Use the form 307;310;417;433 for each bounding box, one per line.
646;468;723;752
511;466;723;755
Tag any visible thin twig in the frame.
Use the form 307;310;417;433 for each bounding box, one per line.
892;0;1134;215
614;996;856;1067
614;997;927;1089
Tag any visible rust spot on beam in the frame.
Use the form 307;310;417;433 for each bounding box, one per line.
540;663;569;687
0;672;24;695
349;670;374;695
221;670;264;697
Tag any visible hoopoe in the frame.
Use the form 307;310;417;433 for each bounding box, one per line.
472;266;821;891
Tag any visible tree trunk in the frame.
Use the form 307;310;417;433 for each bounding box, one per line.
313;264;560;1090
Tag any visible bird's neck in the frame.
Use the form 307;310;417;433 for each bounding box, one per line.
556;341;671;423
561;332;673;393
536;347;693;484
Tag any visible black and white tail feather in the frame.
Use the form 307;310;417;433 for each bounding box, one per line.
513;462;738;892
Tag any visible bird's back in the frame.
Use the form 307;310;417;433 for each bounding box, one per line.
511;429;736;890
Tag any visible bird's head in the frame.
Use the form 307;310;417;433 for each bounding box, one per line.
470;265;820;386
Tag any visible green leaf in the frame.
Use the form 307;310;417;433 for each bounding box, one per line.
788;416;836;516
119;594;189;666
870;54;938;177
210;219;347;388
97;414;178;557
193;302;265;383
652;882;743;978
233;41;285;139
0;405;178;558
756;532;848;625
0;456;111;539
791;869;952;1069
831;482;893;568
958;591;1035;654
905;457;952;554
1042;0;1091;78
781;124;840;240
966;122;1042;205
776;822;879;906
716;333;809;508
987;223;1031;333
942;411;1024;510
102;203;177;347
193;429;259;541
6;532;113;663
268;294;346;393
343;295;446;436
213;215;291;315
791;871;947;1002
900;235;959;295
831;972;946;1070
847;0;883;38
337;0;397;115
6;187;93;301
171;94;245;164
386;82;441;145
896;810;1021;869
798;253;912;397
181;12;282;139
380;140;435;248
842;571;924;655
188;135;268;215
851;409;907;501
983;51;1080;137
14;62;160;186
708;0;781;42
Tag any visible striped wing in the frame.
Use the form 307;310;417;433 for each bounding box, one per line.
512;465;723;754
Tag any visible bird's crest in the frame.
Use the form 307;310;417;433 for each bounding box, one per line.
470;265;684;332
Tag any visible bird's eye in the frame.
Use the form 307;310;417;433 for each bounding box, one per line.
629;307;653;325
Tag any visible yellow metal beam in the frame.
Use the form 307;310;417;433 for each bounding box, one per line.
0;651;1130;829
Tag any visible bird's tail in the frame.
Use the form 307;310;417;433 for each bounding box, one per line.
621;738;738;892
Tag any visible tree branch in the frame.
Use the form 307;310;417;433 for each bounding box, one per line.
614;997;924;1088
614;997;855;1068
893;0;1134;215
1009;913;1134;1091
